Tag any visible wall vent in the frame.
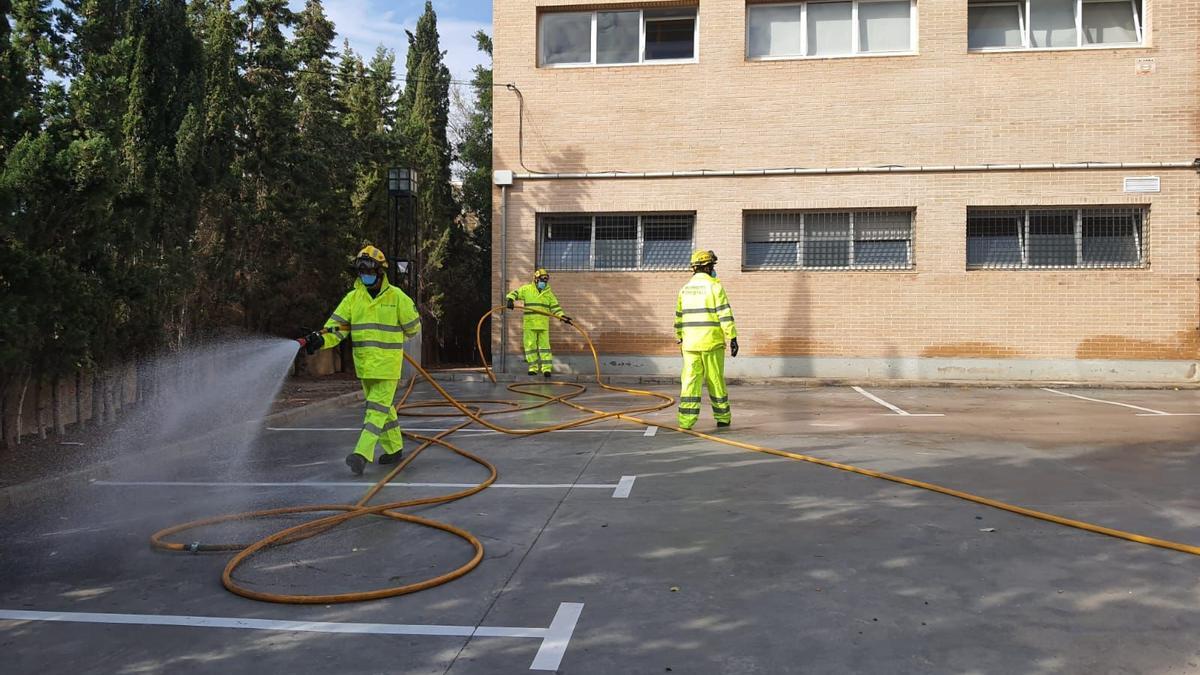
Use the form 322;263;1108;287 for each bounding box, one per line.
1123;176;1160;193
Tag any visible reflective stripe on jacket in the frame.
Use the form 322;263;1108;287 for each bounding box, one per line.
506;283;564;330
675;273;737;352
320;275;421;379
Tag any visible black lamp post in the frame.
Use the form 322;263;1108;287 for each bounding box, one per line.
386;167;417;290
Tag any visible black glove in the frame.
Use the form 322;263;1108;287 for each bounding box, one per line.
730;337;739;358
506;298;515;310
561;316;572;325
305;331;322;355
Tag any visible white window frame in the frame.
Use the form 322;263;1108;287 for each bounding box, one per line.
967;1;1030;49
539;7;700;68
745;0;918;61
968;0;1144;52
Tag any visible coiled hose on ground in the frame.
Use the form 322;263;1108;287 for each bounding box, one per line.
151;308;1199;605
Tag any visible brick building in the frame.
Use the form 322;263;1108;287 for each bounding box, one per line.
491;0;1199;383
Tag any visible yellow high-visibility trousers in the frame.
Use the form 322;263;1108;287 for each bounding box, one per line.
353;378;404;461
523;329;553;374
678;347;730;429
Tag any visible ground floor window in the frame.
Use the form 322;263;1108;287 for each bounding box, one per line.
743;209;913;270
966;206;1146;269
538;213;694;271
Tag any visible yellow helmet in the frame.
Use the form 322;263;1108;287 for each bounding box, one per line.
690;249;718;267
533;268;549;281
355;244;389;269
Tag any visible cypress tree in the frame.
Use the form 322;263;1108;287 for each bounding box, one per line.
180;0;239;330
446;30;493;361
336;42;399;253
291;0;354;326
234;0;299;333
400;0;456;362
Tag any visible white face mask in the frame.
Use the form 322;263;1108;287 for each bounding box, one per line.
536;280;547;291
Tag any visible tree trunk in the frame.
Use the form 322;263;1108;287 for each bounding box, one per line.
76;371;85;430
0;380;8;451
15;370;32;444
105;375;116;424
93;371;104;428
35;379;47;439
53;376;65;436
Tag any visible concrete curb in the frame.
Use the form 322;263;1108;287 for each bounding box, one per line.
0;390;367;511
428;369;1200;390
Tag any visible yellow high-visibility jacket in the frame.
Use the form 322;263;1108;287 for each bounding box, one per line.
506;283;564;331
320;275;421;379
675;273;737;352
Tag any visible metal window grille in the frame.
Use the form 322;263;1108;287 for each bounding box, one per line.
595;215;638;269
642;214;695;269
966;207;1145;269
743;210;913;270
537;213;694;271
538;215;593;270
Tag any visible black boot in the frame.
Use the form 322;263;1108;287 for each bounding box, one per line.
717;421;731;428
377;450;403;465
543;371;552;379
345;452;366;476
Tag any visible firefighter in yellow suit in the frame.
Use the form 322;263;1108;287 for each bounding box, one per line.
303;245;421;476
675;250;738;430
506;269;572;378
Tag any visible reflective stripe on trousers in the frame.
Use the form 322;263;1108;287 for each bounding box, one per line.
523;328;554;374
355;378;404;461
678;346;729;428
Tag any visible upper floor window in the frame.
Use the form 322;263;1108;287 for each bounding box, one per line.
747;1;916;59
967;0;1143;51
539;7;698;67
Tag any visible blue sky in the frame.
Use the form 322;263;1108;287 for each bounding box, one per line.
306;0;493;81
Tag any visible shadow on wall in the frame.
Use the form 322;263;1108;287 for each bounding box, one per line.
499;145;587;372
760;267;813;378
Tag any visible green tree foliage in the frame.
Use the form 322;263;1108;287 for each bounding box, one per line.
0;0;495;426
289;0;355;331
400;1;466;361
452;30;492;358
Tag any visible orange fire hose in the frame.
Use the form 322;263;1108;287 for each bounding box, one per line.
152;307;1198;606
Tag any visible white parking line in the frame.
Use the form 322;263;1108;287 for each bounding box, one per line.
643;426;657;437
851;387;944;417
611;476;637;499
267;427;648;434
0;603;584;671
92;479;637;498
1040;388;1200;416
529;602;584;671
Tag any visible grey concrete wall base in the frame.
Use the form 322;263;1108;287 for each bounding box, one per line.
496;352;1200;387
0;390;366;510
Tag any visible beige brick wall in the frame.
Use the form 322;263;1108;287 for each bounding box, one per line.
491;0;1200;368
